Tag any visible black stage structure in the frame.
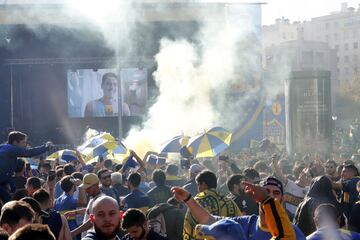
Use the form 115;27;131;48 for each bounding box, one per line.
0;20;200;145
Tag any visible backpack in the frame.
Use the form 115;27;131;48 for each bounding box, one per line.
147;203;174;237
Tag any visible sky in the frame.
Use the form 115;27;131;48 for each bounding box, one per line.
262;0;360;25
1;0;359;26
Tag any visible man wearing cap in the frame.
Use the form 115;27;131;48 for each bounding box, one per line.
192;183;296;240
173;176;306;240
81;173;105;223
183;164;202;197
68;173;105;238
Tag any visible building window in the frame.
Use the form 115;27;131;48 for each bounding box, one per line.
302;51;314;65
282;32;286;40
335;45;339;51
354;42;358;49
345;43;349;50
344;30;349;39
354;29;358;38
334;33;338;40
354;55;358;63
345;56;349;63
337;56;340;63
315;52;325;65
325;23;330;30
333;21;338;28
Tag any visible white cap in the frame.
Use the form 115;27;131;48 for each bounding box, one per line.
190;164;203;174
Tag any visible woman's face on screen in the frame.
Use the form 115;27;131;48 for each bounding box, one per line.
102;76;117;98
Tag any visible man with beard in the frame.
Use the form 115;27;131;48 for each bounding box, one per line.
227;174;258;215
82;196;121;240
121;209;167;240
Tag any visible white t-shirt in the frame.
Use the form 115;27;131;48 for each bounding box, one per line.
284;179;309;215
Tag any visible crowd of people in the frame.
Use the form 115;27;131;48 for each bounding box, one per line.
0;130;359;240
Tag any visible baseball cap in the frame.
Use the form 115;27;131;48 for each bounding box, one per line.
261;176;284;195
190;164;203;174
21;197;49;217
194;219;246;240
79;173;99;189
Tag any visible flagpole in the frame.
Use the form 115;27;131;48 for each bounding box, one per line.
10;65;14;129
116;25;123;140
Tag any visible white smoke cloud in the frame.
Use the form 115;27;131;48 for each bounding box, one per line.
3;2;282;153
124;5;262;151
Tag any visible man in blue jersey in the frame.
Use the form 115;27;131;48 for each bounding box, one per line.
307;203;360;240
121;172;151;213
0;131;52;202
54;176;86;233
172;176;306;240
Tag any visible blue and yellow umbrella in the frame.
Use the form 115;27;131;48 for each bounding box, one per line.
77;132;127;163
47;149;78;162
159;135;190;153
187;127;232;158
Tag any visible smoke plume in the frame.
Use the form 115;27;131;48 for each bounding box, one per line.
124;5;263;151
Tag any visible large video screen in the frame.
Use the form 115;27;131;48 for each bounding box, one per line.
67;68;147;118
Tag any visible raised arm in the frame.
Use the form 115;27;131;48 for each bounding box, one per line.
243;182;296;240
70;219;92;238
59;215;72;240
9;144;50;158
129;150;146;172
171;187;212;224
75;150;86;167
77;185;87;207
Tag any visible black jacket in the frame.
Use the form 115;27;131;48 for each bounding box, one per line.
147;203;185;240
121;229;168;240
293;176;341;236
82;231;122;240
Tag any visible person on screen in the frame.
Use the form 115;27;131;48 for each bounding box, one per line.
84;72;131;117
